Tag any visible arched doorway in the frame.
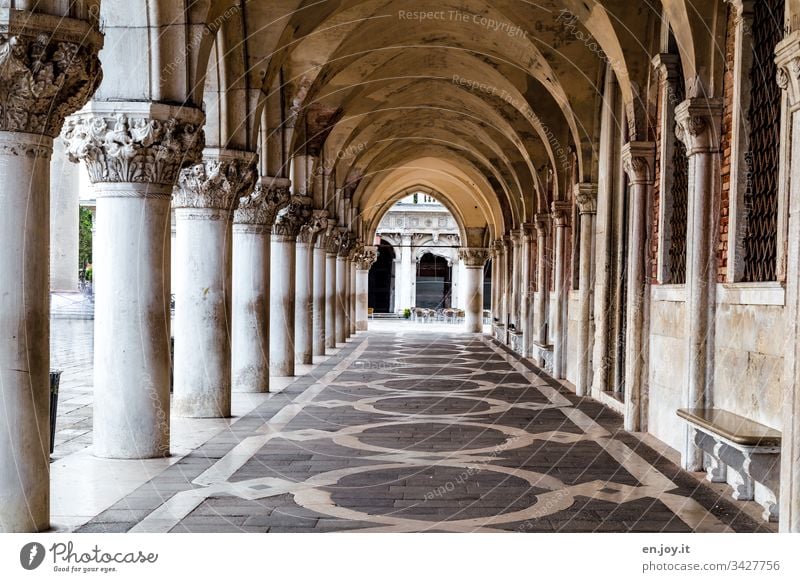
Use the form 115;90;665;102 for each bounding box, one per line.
368;241;395;313
415;253;451;309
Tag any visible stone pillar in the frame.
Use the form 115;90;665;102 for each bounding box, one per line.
66;104;202;460
173;149;258;417
459;249;490;332
400;233;413;309
349;258;357;335
0;12;101;533
295;212;326;365
502;236;512;336
575;184;598;396
335;233;353;344
551;202;571;379
231;180;289;392
620;142;657;432
355;247;378;330
534;214;552;347
313;227;330;357
50;138;81;292
511;230;523;328
674;101;722;464
325;233;338;350
491;241;503;321
777;32;800;532
521;224;536;357
270;198;312;376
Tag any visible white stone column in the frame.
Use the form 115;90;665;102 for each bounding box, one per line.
231;180;289;392
491;241;503;321
336;238;350;344
575;184;598;396
502;236;512;335
325;239;338;350
777;33;800;532
355;247;378;330
349;258;357;335
313;232;329;357
551;202;571;379
674;101;722;465
393;256;403;313
400;233;413;309
270;198;312;376
521;224;536;357
295;213;326;365
0;16;100;533
65;103;203;462
173;148;258;417
50;138;81;292
621;142;657;432
534;215;552;346
459;249;490;332
511;230;523;327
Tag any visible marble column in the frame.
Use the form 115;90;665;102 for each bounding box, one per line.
349;257;357;335
313;226;330;357
521;224;536;357
575;184;598;396
777;33;800;532
50;138;81;292
336;233;353;344
399;233;413;309
232;180;289;392
459;249;490;332
674;101;722;465
270;198;313;376
551;202;571;379
534;214;552;347
173;149;258;417
355;247;378;330
491;241;503;322
502;236;512;337
66;104;202;461
620;142;656;432
0;11;101;534
295;213;326;365
325;232;338;350
511;230;523;328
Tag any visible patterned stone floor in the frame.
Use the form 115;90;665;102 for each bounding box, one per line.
77;330;773;533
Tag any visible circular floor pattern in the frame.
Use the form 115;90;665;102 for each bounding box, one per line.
388;366;477;377
354;394;505;417
374;377;493;393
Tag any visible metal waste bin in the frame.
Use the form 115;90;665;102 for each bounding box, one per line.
49;370;62;454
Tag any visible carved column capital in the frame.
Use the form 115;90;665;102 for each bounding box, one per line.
64;102;205;186
522;222;537;242
273;196;313;239
173;148;258;212
0;14;103;137
574;183;598;215
551;200;572;227
534;212;552;236
776;31;800;110
459;247;490;267
233;177;292;228
355;246;378;271
674;99;723;155
337;230;358;258
621;141;657;184
298;210;329;244
492;239;505;255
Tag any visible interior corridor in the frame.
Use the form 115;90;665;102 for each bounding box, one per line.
68;328;772;534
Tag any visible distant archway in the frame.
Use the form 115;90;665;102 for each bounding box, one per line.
416;253;452;309
368;241;395;313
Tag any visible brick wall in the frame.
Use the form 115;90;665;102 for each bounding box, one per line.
651;75;663;284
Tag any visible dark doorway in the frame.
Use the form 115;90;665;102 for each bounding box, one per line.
416;253;451;309
368;241;395;313
483;259;492;311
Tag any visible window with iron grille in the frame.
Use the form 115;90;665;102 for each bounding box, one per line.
668;70;688;284
741;0;784;282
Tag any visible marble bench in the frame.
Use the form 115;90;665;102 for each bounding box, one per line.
677;408;781;522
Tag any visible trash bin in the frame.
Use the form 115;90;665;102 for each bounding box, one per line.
170;337;174;393
49;370;62;454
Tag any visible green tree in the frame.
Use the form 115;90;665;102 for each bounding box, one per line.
78;207;93;280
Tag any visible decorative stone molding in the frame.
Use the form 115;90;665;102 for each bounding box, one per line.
674;99;723;156
651;53;681;84
492;239;505;255
298;210;329;244
337;230;358;258
0;132;52;158
534;212;551;235
273;196;313;239
776;31;800;110
354;246;378;271
64;102;205;186
574;183;598;215
551;200;572;227
0;13;102;137
173;148;258;211
621;141;657;184
522;222;537;243
233;177;292;227
459;247;490;267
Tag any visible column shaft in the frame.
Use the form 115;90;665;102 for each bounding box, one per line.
535;219;551;345
551;204;569;379
576;186;598;397
294;240;313;364
336;256;347;344
326;252;337;349
270;235;297;376
313;245;327;356
356;270;370;330
349;260;357;335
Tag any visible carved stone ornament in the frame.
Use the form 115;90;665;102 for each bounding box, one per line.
64;103;206;186
338;231;358;258
459;247;490;267
621;141;656;185
298;210;329;244
673;98;722;156
776;31;800;109
233;178;292;227
173;149;258;211
355;246;378;271
574;183;598;215
322;225;341;254
551;200;572;227
0;13;102;137
273;196;313;238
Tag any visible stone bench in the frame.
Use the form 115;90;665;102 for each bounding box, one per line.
677;408;781;522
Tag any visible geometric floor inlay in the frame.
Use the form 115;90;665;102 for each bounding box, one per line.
78;330;774;533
